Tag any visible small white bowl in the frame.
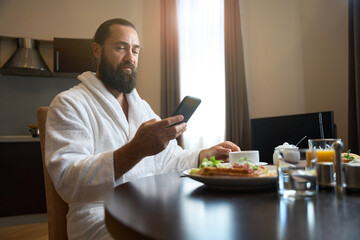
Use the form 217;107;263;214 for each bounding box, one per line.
229;150;260;165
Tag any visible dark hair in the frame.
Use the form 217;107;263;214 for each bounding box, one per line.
93;18;136;45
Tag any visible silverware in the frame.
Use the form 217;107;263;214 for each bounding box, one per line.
295;135;307;147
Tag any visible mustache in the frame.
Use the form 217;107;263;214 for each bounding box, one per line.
118;61;136;71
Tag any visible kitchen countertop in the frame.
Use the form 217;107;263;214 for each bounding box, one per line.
0;135;40;142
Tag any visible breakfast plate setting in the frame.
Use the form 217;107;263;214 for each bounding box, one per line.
183;151;277;190
183;165;277;190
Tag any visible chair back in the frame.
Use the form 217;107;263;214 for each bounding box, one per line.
37;107;69;240
251;111;336;164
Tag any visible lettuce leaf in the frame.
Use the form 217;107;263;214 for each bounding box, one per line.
199;156;225;168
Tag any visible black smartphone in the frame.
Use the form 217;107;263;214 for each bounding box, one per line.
168;96;201;127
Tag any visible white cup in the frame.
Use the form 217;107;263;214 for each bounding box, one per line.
229;151;260;165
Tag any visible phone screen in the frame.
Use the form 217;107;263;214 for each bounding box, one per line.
169;96;201;127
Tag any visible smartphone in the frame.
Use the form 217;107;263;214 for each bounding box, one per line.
168;96;201;127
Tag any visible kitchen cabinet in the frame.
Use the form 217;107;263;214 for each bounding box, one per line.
0;137;46;217
0;36;96;78
54;38;96;74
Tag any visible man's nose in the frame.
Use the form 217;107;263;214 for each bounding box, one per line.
124;50;136;64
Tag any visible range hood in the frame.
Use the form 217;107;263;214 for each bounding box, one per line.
0;37;52;77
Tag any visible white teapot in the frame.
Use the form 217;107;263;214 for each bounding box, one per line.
273;142;300;165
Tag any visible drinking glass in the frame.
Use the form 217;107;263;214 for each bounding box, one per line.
277;150;317;198
308;139;339;189
308;139;339;164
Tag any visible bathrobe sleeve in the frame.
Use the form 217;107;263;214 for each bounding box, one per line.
128;96;201;175
154;140;201;174
45;92;116;204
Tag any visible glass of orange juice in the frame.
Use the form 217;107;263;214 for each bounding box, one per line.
308;139;339;164
306;149;316;167
316;149;335;163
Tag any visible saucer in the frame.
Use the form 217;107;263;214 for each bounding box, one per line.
256;162;268;166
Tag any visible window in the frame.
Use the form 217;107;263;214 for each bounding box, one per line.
177;0;225;149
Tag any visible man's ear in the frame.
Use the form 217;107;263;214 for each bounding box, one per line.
92;42;101;60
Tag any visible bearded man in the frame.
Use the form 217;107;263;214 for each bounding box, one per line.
45;18;239;239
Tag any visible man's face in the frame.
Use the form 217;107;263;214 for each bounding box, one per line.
96;25;141;93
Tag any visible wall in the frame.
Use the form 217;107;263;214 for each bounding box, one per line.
240;0;306;118
0;76;79;135
300;0;348;147
0;0;143;40
0;0;161;135
240;0;348;148
137;0;161;115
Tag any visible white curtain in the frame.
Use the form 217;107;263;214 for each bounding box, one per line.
177;0;225;149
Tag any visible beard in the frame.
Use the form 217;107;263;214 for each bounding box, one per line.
98;50;137;93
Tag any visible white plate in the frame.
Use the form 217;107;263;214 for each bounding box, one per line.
256;162;268;166
232;161;268;166
183;166;277;190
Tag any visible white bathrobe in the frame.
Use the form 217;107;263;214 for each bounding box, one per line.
45;71;200;240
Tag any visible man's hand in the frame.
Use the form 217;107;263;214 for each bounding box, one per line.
113;115;186;179
198;141;240;165
130;115;187;157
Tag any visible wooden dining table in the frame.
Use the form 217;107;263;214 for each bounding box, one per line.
104;171;360;240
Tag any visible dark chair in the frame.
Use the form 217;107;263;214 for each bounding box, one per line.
251;111;336;164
